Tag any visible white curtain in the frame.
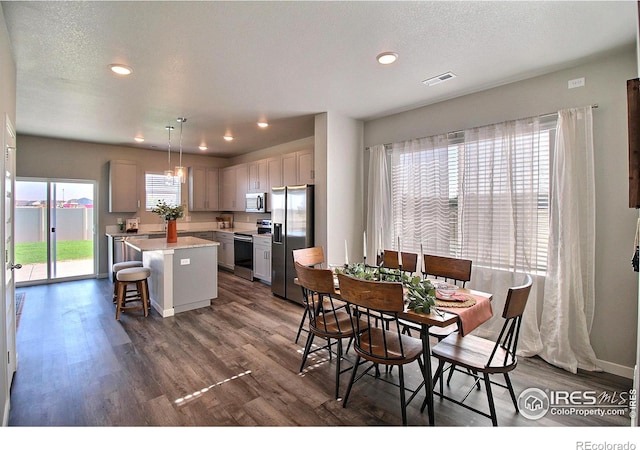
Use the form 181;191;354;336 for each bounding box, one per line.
390;135;452;260
457;118;545;356
538;107;600;373
366;145;392;259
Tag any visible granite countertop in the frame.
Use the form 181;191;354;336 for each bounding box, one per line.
125;236;220;252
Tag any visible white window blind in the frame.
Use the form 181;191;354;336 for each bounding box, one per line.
145;173;182;211
390;114;555;274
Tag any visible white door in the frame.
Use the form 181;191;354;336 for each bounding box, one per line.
4;115;18;394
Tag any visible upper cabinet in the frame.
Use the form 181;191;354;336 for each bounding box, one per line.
282;148;314;186
188;167;219;212
248;159;268;193
220;163;248;211
109;160;138;213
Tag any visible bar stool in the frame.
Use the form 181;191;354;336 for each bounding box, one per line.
112;261;143;302
115;266;151;320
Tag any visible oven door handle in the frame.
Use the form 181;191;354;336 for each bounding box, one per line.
234;235;253;243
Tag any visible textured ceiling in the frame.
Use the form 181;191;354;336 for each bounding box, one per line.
2;1;637;158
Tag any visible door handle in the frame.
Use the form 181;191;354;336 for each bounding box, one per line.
11;263;22;270
51;227;55;233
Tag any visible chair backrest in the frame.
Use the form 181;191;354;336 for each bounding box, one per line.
292;246;325;267
423;254;472;286
337;273;404;312
488;274;533;368
294;261;334;295
382;250;418;273
337;274;409;362
295;262;346;335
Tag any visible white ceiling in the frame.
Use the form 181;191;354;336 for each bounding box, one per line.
2;1;637;158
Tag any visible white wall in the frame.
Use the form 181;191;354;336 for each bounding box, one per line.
317;112;364;267
364;45;638;373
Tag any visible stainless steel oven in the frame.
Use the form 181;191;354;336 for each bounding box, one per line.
233;232;254;280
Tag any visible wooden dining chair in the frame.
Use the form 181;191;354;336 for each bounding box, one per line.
337;273;427;426
380;250;418;281
292;247;326;344
422;254;473;342
427;274;533;426
423;254;472;287
295;262;365;399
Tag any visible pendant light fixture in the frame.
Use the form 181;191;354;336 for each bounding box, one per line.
175;117;187;184
164;125;175;185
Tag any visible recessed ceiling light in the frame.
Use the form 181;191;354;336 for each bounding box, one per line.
376;52;398;65
223;135;234;142
422;71;457;86
199;145;208;151
109;64;133;76
134;136;144;143
257;122;269;128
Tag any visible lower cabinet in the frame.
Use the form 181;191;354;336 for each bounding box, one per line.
253;236;271;283
215;231;234;270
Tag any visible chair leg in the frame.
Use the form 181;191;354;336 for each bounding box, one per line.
139;280;149;317
398;364;407;426
335;339;342;399
342;354;360;408
483;373;498;426
504;373;518;412
295;306;309;344
299;332;315;373
115;281;125;320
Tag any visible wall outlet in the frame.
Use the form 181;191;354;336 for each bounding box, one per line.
180;258;190;265
568;77;585;89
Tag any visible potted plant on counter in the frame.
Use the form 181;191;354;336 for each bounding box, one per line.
151;200;184;243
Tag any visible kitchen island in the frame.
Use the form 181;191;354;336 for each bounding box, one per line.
125;236;220;317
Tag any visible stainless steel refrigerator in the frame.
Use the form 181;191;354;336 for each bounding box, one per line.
271;184;314;304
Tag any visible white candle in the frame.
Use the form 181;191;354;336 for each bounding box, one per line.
397;236;402;267
345;239;349;265
363;231;367;259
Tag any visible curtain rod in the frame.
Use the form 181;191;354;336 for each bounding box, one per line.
366;104;599;150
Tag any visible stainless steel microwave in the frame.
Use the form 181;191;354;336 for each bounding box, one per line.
246;192;267;213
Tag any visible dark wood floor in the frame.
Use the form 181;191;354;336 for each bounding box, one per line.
8;270;634;433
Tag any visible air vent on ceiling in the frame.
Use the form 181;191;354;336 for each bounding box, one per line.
422;71;457;86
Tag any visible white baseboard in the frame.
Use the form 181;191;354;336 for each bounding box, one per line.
596;358;634;380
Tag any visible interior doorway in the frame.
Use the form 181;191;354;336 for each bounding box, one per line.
15;178;97;285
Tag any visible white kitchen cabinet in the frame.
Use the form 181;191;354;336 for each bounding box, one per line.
248;159;268;193
215;231;234;270
267;156;282;190
188;167;219;211
220;163;248;211
282;149;314;186
109;160;139;213
253;235;271;283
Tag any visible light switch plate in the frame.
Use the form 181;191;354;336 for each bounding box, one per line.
180;258;190;265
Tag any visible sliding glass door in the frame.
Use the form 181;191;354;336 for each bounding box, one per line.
15;179;96;284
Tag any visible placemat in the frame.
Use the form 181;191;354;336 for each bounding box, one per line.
435;294;476;308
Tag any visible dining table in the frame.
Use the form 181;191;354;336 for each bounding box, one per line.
397;284;493;425
295;273;493;426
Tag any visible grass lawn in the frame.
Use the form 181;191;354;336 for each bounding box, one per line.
15;240;93;264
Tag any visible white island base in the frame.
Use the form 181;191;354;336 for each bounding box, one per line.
126;237;220;317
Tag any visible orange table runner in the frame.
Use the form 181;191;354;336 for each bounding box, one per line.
436;293;493;336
